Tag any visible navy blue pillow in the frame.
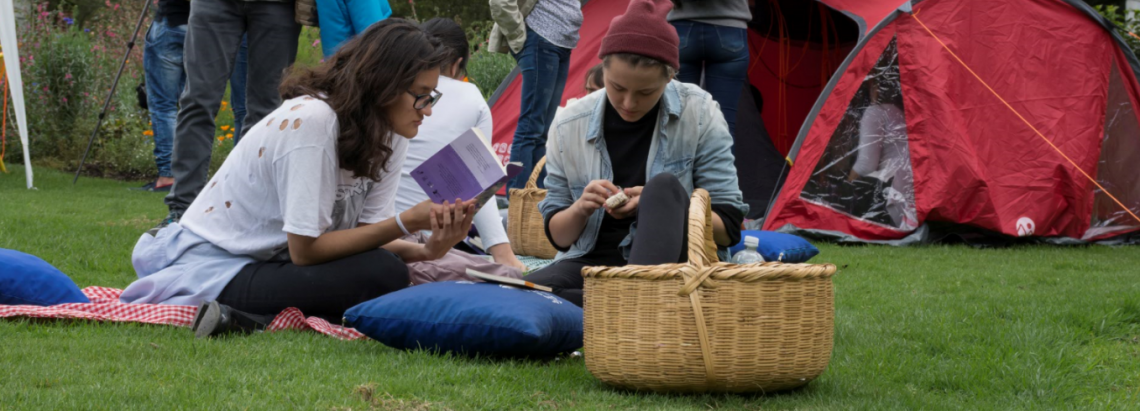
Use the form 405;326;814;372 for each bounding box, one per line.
345;281;582;358
729;230;820;263
0;248;90;306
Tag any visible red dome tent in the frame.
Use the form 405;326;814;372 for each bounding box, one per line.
488;0;1140;244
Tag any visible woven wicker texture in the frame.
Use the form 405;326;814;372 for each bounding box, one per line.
686;189;718;267
508;157;559;259
581;262;837;393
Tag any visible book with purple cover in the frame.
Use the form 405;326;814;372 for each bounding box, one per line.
412;128;522;209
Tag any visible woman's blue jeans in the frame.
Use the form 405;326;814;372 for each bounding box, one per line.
143;19;188;178
672;20;750;138
507;29;571;190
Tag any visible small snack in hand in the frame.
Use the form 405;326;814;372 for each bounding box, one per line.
605;191;630;209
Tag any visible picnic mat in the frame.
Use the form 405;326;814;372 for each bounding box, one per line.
518;255;556;272
0;286;366;340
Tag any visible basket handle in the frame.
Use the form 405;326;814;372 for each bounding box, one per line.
525;156;547;190
680;267;718;383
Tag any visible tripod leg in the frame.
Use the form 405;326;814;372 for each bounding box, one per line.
73;0;154;185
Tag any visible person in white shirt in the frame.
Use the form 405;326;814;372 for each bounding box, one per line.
121;19;478;338
394;18;526;282
848;71;917;230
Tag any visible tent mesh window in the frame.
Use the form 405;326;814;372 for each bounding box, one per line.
799;37;917;230
1086;60;1140;240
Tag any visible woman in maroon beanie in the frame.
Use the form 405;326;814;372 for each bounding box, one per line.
525;0;747;307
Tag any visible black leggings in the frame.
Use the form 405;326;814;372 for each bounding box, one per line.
525;173;690;307
218;249;410;323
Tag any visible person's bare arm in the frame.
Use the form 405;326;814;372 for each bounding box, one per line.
286;200;474;266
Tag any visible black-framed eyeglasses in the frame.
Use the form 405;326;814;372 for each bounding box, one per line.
407;89;443;110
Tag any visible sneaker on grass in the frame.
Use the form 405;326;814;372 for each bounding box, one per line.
146;210;183;237
130;180;173;192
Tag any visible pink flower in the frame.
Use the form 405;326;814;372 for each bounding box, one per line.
114;4;120;10
64;73;72;80
312;39;321;47
62;97;68;103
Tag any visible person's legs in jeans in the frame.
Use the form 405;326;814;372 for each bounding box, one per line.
671;21;749;138
530;45;571;188
242;1;300;139
702;25;749;138
143;19;187;188
628;173;690;264
164;0;246;216
507;29;571;190
672;20;704;86
217;249;410;323
230;35;248;143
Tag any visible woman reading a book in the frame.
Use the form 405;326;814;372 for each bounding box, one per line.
121;19;479;338
526;0;748;307
393;18;527;282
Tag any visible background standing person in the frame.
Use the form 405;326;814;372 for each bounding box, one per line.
137;1;250;192
155;0;301;228
489;0;583;190
668;0;751;138
315;0;392;58
136;0;190;192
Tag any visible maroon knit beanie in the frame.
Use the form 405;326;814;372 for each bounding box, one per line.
598;0;680;71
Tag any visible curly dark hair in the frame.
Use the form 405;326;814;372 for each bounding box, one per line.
280;19;448;180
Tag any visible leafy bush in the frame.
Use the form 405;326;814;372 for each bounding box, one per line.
2;2;513;179
3;2;152;178
467;51;516;100
391;0;492;27
2;1;251;179
1096;5;1140;58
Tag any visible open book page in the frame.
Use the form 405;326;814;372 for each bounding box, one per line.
412;129;519;208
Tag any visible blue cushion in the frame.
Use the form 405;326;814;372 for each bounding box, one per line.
0;248;89;306
345;281;582;357
729;230;820;263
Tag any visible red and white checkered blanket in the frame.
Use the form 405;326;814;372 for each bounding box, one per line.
0;286;365;340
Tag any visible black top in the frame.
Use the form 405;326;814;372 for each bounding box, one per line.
543;98;745;256
591;98;659;255
156;0;191;27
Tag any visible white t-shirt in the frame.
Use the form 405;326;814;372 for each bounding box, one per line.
181;96;408;261
854;103;911;189
854;103;916;229
395;76;511;249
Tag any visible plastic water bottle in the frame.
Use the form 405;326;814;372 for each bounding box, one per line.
731;236;765;264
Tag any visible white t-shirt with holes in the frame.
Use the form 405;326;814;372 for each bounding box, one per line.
180;96;408;261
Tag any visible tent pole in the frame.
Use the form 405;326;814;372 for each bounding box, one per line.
73;0;153;185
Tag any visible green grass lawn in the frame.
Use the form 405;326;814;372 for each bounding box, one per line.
2;164;1139;410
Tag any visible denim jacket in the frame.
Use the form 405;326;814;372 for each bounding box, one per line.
538;80;748;261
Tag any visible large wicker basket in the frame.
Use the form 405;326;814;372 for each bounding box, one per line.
581;260;837;393
507;157;559;259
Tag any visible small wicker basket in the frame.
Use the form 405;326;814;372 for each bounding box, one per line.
581;261;837;392
507;157;559;259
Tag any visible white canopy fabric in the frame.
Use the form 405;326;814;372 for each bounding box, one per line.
1;0;34;189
